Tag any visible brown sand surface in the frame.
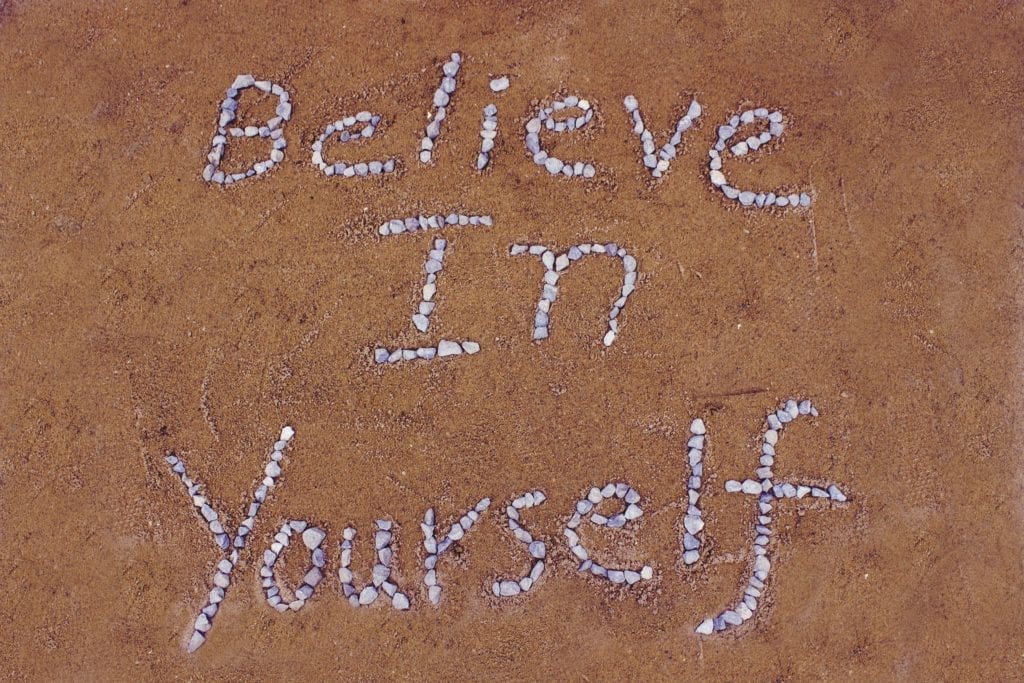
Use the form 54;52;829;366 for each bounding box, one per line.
1;0;1022;680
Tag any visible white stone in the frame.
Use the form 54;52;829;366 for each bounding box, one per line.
358;586;378;605
437;340;462;357
741;480;762;495
302;528;325;550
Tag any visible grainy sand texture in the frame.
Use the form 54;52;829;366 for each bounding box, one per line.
0;1;1022;680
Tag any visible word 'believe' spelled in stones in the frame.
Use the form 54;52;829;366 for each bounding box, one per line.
166;400;849;654
202;53;812;209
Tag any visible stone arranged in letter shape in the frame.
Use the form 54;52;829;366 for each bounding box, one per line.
708;107;811;208
565;483;654;585
695;399;847;635
623;95;702;178
412;237;448;333
420;53;462;164
259;520;327;612
338;520;411;610
475;104;499;171
164;424;295;652
374;213;492;364
682;417;707;565
525;95;598;178
311;112;397;177
492;491;548;597
510;242;637;346
422;499;491;605
202;75;291;186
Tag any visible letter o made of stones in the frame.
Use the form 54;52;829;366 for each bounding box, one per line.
259;521;327;612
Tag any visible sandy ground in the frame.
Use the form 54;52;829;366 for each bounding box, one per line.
0;0;1022;680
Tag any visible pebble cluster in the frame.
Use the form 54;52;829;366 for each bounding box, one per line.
412;237;447;333
510;242;637;346
374;339;481;364
259;521;326;612
683;418;707;565
422;499;491;605
708;108;811;208
164;425;295;653
694;400;847;635
565;483;654;585
311;112;396;177
475;104;498;170
492;491;548;598
202;75;290;186
376;212;493;237
374;213;492;364
623;96;702;178
338;521;411;610
524;95;598;178
419;53;462;164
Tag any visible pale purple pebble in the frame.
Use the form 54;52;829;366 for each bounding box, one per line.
544;157;564;174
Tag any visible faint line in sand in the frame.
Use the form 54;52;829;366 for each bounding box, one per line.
200;374;220;441
693;387;768;399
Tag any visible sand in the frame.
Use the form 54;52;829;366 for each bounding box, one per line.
0;0;1022;679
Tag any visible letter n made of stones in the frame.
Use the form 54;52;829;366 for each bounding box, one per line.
510;242;638;347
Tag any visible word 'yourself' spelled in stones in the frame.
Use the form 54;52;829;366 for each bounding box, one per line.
200;54;813;205
165;400;849;653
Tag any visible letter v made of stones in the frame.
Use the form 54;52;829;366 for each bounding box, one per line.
163;425;295;653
